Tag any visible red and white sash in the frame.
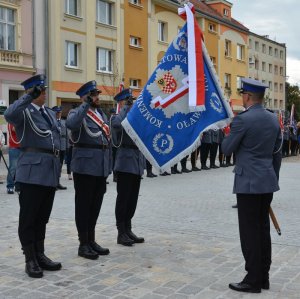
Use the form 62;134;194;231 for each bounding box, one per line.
87;109;110;140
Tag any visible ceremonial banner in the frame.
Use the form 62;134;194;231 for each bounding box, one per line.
122;3;233;171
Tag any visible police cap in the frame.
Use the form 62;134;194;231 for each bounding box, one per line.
240;78;268;94
21;74;47;90
114;88;132;102
76;80;101;97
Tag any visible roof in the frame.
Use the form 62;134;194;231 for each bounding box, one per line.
168;0;249;33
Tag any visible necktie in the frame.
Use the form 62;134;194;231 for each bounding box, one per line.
39;108;52;127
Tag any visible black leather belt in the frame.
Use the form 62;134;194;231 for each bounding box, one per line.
121;144;138;150
22;147;60;157
74;143;109;150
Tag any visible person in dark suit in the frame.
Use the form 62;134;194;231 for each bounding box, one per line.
111;89;145;246
222;78;282;293
66;81;111;260
200;130;212;170
4;75;62;278
52;106;67;190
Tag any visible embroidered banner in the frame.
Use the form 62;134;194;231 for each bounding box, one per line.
122;4;233;171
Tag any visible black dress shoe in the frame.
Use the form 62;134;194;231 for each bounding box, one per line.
175;169;182;174
262;280;270;290
192;166;201;171
171;169;176;174
126;230;145;243
182;168;192;173
160;171;170;176
117;232;134;246
210;165;220;169
36;253;62;271
78;244;99;260
25;259;43;278
56;183;67;190
89;241;110;255
229;282;261;293
201;165;210;170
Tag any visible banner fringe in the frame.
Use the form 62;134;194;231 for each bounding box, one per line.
122;117;232;173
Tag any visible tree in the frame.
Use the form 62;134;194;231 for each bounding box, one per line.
286;82;300;120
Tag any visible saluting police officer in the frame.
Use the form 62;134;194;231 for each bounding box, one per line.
222;78;282;293
4;75;62;278
66;80;111;260
52;106;67;190
111;89;145;246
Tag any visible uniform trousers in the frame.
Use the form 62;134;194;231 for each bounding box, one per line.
200;143;211;166
115;171;141;224
73;173;106;234
18;183;56;247
237;193;273;287
209;142;219;166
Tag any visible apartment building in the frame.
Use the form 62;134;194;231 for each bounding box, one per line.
248;32;286;111
0;0;36;137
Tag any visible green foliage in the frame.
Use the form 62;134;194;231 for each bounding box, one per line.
286;83;300;120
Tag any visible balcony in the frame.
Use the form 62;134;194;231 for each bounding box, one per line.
0;50;22;65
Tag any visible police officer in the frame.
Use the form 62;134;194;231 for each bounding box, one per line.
4;75;62;278
222;78;282;293
200;130;212;170
66;81;111;260
111;89;145;246
52;106;67;190
210;129;221;168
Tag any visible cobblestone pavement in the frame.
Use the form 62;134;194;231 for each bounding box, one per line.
0;155;300;299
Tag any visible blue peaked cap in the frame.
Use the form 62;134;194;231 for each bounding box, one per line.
241;78;268;93
21;74;47;90
114;88;132;102
52;106;62;112
76;80;101;97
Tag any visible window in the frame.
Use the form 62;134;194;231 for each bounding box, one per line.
269;63;273;73
274;99;278;108
274;48;278;57
269;81;272;90
280;50;284;59
210;56;216;66
97;0;113;25
274;82;278;92
262;61;266;72
249;38;252;49
274;65;278;75
130;78;140;89
0;6;16;50
224;73;231;89
255;41;259;51
279;100;283;109
208;23;216;32
65;41;78;67
237;44;245;60
280;67;283;76
269;46;273;56
130;35;141;47
255;59;259;70
65;0;79;16
236;76;243;89
225;40;231;57
223;8;229;16
280;84;283;92
262;44;266;53
158;21;167;42
97;48;113;72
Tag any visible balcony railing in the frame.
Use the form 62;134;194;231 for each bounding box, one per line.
0;50;22;65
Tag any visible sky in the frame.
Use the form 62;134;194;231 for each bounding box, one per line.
230;0;300;85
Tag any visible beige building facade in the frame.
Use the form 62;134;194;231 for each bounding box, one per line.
248;32;286;111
